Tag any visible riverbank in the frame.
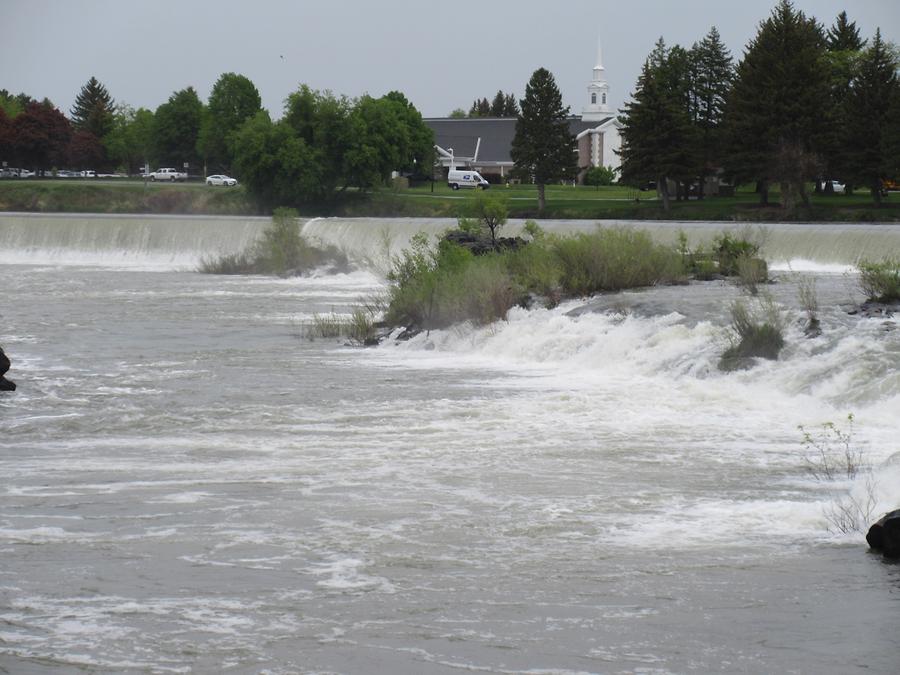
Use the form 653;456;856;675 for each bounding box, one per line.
2;179;899;222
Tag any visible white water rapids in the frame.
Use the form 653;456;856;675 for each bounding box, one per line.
1;213;899;673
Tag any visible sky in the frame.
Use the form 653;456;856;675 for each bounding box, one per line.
1;0;898;120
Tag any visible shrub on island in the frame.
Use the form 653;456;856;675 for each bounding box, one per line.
857;258;900;303
199;207;348;276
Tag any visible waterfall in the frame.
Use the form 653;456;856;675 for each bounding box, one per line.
0;212;270;268
3;213;899;271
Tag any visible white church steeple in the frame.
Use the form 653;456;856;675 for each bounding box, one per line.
582;35;611;121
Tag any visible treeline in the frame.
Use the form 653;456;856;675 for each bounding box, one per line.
0;75;434;209
448;90;519;118
619;2;900;209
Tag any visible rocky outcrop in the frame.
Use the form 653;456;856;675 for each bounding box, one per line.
867;510;900;558
442;230;527;256
0;347;16;391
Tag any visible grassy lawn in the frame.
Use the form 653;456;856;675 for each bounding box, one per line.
2;178;898;221
356;181;900;221
0;179;254;214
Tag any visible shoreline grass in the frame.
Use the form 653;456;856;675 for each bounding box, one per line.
2;179;900;222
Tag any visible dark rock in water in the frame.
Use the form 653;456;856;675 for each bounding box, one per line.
0;347;15;391
803;317;822;339
867;510;900;558
442;230;527;256
850;302;897;319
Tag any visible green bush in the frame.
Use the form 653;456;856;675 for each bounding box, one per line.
713;231;760;276
199;207;348;276
385;236;520;330
583;165;617;186
719;296;785;371
550;227;682;295
857;258;900;302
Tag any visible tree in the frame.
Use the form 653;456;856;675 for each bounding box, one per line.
67;130;106;169
503;93;519;117
842;29;899;204
0;90;25;118
152;87;204;169
463;191;508;248
690;27;733;197
618;41;697;211
197;72;262;174
10;102;72;170
827;11;866;52
382;90;434;175
724;0;830;211
448;108;467;119
490;90;506;117
469;97;491;117
231;111;322;210
284;85;353;195
104;105;155;173
511;68;577;213
0;108;12;162
824;12;868;193
70;77;115;139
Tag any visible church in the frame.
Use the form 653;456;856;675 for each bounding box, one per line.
424;39;622;183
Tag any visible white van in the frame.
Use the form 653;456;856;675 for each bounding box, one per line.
447;168;489;190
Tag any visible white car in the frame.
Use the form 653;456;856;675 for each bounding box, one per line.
822;180;845;194
206;174;238;187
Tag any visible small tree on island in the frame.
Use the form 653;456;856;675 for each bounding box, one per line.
511;68;577;214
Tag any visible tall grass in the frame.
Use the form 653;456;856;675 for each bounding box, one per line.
384;226;686;332
200;207;348;276
719;295;786;371
857;258;900;302
550;228;682;295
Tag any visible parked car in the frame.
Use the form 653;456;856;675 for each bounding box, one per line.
80;170;96;178
206;174;238;187
821;180;845;194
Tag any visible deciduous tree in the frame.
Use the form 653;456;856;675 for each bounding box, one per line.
152;87;204;170
197;73;262;174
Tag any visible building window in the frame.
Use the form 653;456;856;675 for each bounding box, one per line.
602;93;607;105
591;93;596;105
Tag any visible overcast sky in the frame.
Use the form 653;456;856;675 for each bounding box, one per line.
2;0;898;120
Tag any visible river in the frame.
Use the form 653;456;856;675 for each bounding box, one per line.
1;213;899;673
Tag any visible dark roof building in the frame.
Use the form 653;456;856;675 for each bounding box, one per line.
424;38;622;181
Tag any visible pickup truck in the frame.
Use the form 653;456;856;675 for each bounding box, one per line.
147;167;187;182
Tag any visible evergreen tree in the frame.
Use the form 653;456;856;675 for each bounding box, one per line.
619;43;697;211
490;90;506;117
842;29;899;204
823;11;868;193
468;97;491;117
503;93;519;116
510;68;576;213
70;77;115;139
690;27;733;197
827;11;866;52
724;0;830;211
